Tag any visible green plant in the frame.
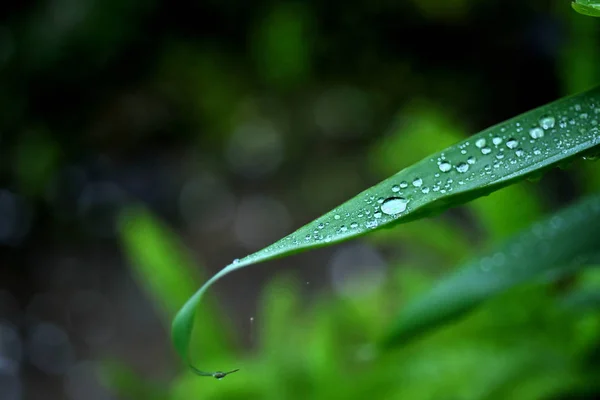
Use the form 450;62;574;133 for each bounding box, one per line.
172;82;600;375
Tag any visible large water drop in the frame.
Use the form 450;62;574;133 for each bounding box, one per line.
412;178;423;187
539;116;555;130
456;162;469;173
529;127;544;139
475;138;486;148
438;161;452;172
506;138;518;149
380;197;409;215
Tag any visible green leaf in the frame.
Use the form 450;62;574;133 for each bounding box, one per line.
382;194;600;347
572;1;600;17
173;86;600;374
118;206;230;364
119;206;203;318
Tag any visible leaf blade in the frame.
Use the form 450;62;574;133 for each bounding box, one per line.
173;86;600;371
382;194;600;347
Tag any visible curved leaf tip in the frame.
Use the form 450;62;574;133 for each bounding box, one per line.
171;267;241;377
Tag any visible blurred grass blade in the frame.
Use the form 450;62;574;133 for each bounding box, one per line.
119;206;230;363
572;1;600;17
119;206;202;318
382;194;600;347
173;86;600;372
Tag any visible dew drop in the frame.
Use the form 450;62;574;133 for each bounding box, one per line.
456;162;469;173
467;156;476;164
373;212;382;218
365;220;378;229
391;184;400;193
334;214;341;220
380;197;409;215
412;178;423;187
475;138;486;148
539;116;555;130
400;181;408;189
340;225;348;232
529;127;544;139
350;222;358;229
481;147;492;155
506;138;518;149
438;161;452;172
421;187;430;194
516;148;524;157
492;137;503;146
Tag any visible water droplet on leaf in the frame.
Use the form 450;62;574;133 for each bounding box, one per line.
438;161;452;172
380;197;409;215
506;138;518;149
456;162;469;173
529;127;544;139
539;116;555;130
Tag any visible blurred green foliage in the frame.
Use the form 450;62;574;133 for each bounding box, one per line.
4;0;596;398
110;0;600;396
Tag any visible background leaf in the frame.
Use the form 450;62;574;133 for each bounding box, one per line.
119;206;231;364
382;193;600;347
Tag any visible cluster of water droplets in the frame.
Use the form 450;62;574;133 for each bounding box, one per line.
266;99;600;252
